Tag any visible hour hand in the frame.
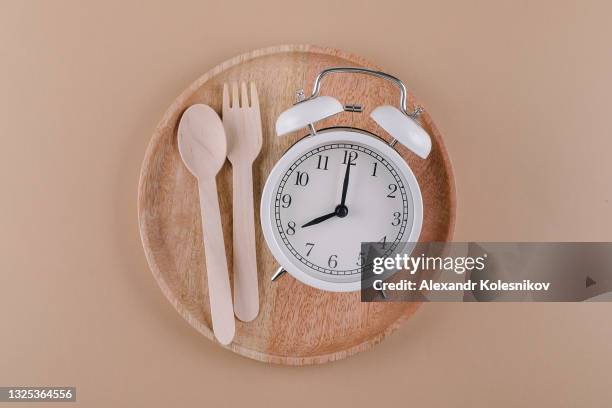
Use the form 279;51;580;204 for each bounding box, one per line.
301;211;337;228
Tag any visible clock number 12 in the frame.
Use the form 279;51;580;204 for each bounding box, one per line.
342;151;358;165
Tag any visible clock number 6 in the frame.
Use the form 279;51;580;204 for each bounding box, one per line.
328;254;338;269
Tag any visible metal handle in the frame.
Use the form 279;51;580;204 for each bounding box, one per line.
308;67;422;117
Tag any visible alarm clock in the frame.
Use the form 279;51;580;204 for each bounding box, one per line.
260;67;432;292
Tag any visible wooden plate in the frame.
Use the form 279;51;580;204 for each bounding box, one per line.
138;45;456;365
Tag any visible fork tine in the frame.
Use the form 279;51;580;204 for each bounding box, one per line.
249;82;263;147
222;83;230;112
249;82;259;110
231;83;239;108
240;82;249;108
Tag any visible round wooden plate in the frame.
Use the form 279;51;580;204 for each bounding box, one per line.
138;45;456;365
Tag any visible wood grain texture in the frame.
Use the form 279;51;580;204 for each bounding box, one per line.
137;45;456;365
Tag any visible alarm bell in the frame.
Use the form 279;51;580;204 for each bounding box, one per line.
370;105;431;159
275;96;343;136
275;67;432;159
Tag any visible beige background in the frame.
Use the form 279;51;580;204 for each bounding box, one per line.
1;0;611;406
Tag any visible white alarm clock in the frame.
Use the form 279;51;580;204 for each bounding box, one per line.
260;67;432;292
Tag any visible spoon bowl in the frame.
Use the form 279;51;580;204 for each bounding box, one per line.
178;104;227;178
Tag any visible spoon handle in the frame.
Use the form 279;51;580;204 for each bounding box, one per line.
232;162;259;322
198;178;235;345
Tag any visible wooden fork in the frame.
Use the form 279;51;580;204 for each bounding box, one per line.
222;82;262;322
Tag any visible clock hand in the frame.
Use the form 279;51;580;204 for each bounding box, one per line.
301;211;337;228
340;160;352;207
301;204;349;228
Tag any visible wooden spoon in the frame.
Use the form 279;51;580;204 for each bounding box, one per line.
177;104;235;345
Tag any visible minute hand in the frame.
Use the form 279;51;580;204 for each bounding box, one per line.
340;160;351;206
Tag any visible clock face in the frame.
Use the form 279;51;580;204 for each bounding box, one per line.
261;129;423;292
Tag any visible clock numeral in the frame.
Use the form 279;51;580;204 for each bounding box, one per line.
328;254;338;269
281;194;292;208
294;171;309;186
391;211;401;226
286;221;296;235
316;155;329;170
356;251;365;266
378;235;387;250
371;162;378;177
342;150;359;165
305;242;315;256
387;184;398;198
